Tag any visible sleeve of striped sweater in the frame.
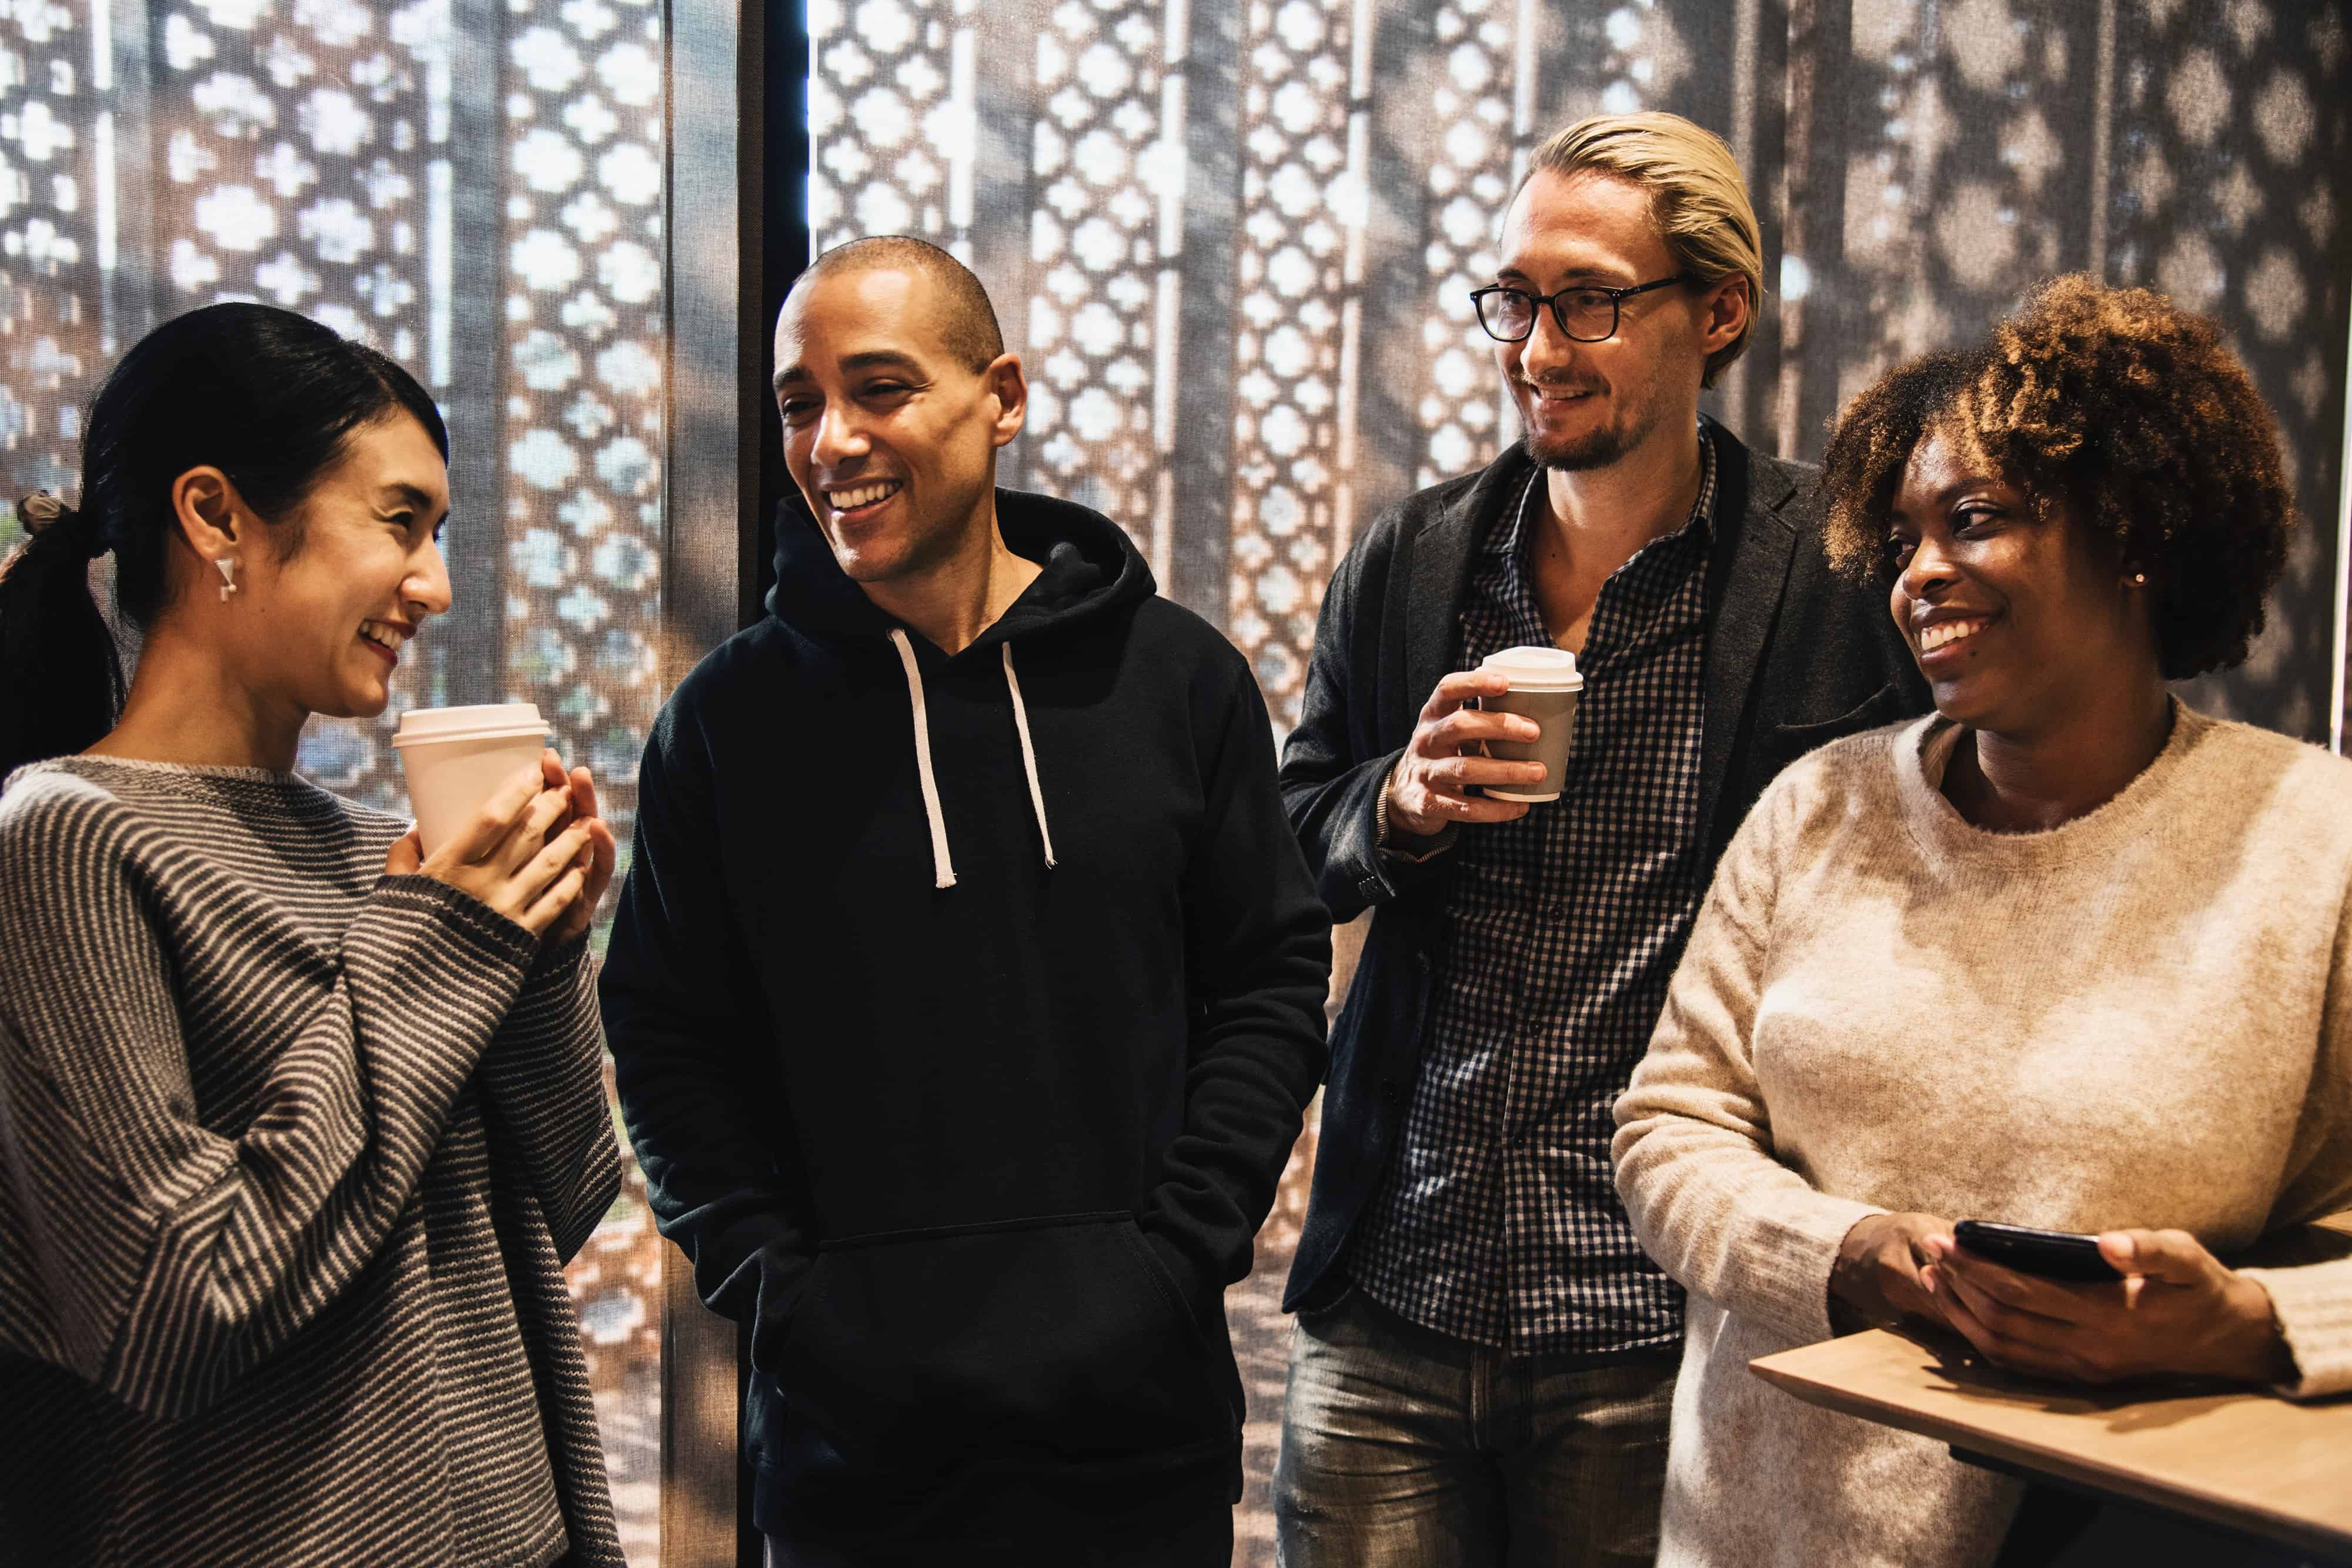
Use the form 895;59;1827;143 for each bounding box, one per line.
2239;883;2352;1400
0;784;540;1419
1611;772;1885;1348
473;938;626;1263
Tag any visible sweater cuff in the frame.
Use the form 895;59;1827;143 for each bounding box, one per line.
2240;1261;2352;1398
371;872;539;969
1739;1193;1887;1346
527;930;592;982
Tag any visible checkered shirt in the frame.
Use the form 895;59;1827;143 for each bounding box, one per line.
1347;432;1716;1355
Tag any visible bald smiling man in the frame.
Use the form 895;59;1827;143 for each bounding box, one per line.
600;238;1332;1566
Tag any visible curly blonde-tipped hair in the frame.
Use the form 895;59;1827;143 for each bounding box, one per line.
1519;112;1763;387
1819;274;2295;680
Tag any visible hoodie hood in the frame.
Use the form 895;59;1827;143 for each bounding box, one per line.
764;485;1159;891
765;485;1157;651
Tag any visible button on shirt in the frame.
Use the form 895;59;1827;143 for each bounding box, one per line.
1347;433;1716;1355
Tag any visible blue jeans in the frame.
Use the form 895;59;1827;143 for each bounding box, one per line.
1273;1283;1673;1567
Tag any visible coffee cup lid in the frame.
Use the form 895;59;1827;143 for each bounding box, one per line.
391;703;549;747
1478;646;1583;690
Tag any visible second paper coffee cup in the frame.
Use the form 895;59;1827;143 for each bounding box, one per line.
392;703;550;855
1477;646;1582;803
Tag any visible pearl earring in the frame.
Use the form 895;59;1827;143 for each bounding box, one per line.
2130;573;2146;586
216;556;239;601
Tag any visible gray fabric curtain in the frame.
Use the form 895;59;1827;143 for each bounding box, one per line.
811;2;2351;1554
0;0;669;1554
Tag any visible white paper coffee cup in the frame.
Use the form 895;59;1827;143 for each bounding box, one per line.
392;703;550;855
1477;647;1583;804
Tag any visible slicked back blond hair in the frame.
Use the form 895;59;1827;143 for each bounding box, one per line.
1519;112;1763;386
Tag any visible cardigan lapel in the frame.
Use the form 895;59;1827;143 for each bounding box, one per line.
1696;425;1800;842
1399;445;1533;745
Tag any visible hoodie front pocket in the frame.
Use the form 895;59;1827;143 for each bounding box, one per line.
776;1212;1230;1474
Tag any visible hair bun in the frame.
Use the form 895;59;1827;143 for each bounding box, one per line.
16;490;105;558
18;490;66;531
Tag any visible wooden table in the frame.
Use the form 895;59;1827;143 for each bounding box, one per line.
1751;1324;2352;1562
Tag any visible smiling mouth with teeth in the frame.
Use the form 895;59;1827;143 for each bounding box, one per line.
359;620;406;653
1917;617;1987;653
1516;380;1600;401
826;480;902;513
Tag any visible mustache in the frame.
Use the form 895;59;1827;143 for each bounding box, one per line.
1509;374;1605;397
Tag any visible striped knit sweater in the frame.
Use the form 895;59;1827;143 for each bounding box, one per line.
0;756;626;1567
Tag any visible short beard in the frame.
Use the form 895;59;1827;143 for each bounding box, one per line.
1512;373;1671;472
1524;423;1635;472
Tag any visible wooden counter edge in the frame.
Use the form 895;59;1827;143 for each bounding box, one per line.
1749;1333;2352;1560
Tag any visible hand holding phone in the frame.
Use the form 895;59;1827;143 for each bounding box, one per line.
1925;1225;2291;1386
1950;1219;2124;1283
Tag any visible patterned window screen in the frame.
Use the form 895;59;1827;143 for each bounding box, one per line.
0;0;670;1556
813;0;2351;1554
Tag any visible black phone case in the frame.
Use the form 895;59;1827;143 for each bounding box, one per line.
1952;1221;2124;1283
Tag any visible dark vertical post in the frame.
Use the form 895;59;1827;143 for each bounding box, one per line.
753;0;811;627
440;0;507;706
659;0;804;1564
1165;0;1244;621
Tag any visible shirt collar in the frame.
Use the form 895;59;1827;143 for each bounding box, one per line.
1486;422;1720;562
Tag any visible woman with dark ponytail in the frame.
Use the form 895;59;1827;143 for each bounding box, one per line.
0;487;126;775
0;303;626;1565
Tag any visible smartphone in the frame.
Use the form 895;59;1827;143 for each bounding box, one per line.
1951;1220;2123;1283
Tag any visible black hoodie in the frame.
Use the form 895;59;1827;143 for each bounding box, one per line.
600;490;1331;1547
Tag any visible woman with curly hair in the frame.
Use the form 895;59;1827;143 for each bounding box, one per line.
1610;274;2352;1567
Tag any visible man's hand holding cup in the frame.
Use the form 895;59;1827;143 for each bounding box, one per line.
1385;670;1549;838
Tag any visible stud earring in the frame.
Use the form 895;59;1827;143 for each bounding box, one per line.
2130;572;2147;586
216;556;239;601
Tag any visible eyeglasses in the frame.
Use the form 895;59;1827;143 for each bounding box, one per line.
1469;275;1695;344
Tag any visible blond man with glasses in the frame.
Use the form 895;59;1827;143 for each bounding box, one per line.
1272;113;1929;1566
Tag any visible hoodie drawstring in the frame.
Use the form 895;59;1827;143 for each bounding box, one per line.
890;630;957;889
887;629;1059;889
1000;645;1058;870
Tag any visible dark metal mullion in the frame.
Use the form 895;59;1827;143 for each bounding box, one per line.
1166;1;1244;623
657;0;805;1564
441;0;507;707
1347;5;1437;534
107;0;158;362
968;2;1037;496
749;0;808;634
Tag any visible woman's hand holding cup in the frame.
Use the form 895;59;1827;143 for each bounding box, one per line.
532;748;618;945
1385;670;1549;837
384;760;600;937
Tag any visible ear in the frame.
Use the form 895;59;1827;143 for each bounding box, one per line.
983;352;1027;450
1696;273;1751;360
168;465;253;568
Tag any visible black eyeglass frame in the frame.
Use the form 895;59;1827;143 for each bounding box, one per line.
1469;274;1696;343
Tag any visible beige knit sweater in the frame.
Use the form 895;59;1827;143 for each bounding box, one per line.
1611;703;2352;1568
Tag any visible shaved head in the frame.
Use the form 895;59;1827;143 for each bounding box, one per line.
791;236;1004;373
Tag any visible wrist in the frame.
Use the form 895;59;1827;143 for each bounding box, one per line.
1829;1211;1912;1323
1828;1215;1880;1308
1832;1213;1885;1272
2217;1273;2294;1383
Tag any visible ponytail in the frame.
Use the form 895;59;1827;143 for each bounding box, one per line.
0;303;446;782
0;493;125;779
